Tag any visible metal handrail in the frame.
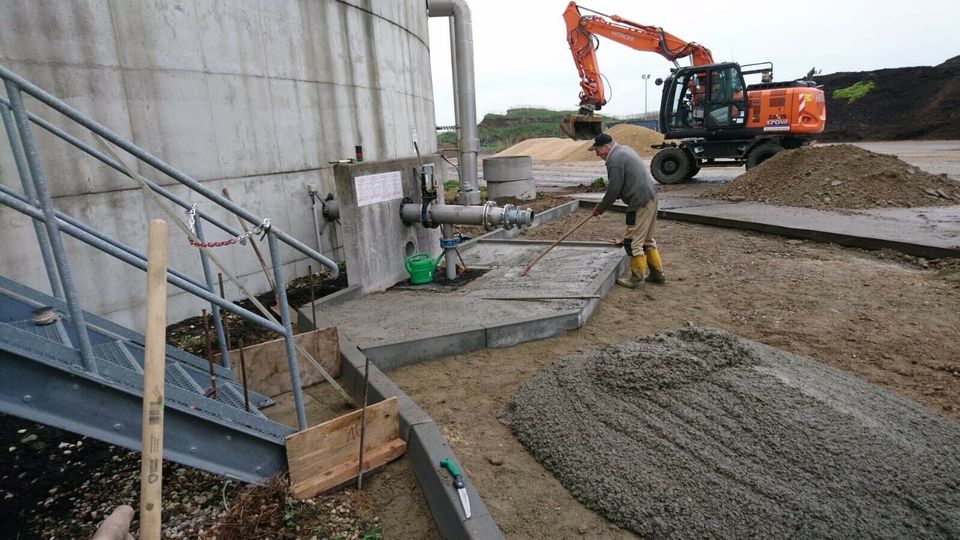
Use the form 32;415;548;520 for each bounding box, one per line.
0;65;339;278
0;64;333;429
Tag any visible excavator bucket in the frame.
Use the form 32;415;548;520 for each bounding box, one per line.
560;114;604;140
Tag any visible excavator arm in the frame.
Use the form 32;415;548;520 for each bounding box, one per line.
561;1;714;139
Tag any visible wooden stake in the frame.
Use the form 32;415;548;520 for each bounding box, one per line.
520;213;594;276
357;355;370;490
217;272;232;351
140;219;168;540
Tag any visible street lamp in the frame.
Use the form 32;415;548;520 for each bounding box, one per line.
641;74;650;116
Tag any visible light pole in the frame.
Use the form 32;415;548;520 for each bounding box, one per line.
641;74;650;116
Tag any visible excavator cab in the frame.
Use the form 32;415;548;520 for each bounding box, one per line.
660;63;749;139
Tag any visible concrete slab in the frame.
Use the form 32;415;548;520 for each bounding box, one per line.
568;192;960;258
316;239;624;366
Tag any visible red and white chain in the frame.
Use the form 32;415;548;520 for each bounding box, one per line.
187;203;270;248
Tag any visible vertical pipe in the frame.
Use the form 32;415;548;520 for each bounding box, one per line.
193;218;231;370
238;339;250;412
4;81;96;372
0;102;63;298
267;231;307;430
448;17;461;136
428;0;480;204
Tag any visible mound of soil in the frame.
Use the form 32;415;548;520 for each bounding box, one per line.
816;55;960;141
708;144;960;209
495;124;663;161
498;326;960;538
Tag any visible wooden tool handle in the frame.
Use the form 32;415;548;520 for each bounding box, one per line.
140;219;168;540
520;213;594;276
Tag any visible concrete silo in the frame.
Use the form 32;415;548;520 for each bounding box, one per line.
0;0;437;328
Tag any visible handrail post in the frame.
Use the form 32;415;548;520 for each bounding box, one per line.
4;81;97;373
266;230;307;430
0;100;63;298
193;218;232;370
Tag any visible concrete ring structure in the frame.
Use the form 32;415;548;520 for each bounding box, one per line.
483;155;536;200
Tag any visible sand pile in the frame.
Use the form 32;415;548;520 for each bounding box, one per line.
709;144;960;209
498;327;960;538
496;124;664;162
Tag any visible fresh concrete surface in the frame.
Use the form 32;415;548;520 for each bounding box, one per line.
573;192;960;258
316;238;625;370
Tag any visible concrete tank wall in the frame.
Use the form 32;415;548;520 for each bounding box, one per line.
0;0;437;330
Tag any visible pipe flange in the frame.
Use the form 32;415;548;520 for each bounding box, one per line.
440;237;460;249
400;197;414;226
481;201;497;231
501;203;516;230
421;199;439;229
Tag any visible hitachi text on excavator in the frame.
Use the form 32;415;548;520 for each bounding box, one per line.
563;2;826;183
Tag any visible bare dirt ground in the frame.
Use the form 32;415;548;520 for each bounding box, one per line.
373;141;960;538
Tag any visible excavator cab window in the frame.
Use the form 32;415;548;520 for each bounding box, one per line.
704;65;747;129
667;71;708;130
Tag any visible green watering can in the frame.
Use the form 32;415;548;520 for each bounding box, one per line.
405;252;444;284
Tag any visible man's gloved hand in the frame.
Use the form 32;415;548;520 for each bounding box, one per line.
592;207;603;217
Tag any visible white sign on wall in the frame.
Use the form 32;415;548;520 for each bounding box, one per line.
354;170;403;207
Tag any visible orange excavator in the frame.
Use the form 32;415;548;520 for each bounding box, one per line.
562;2;826;183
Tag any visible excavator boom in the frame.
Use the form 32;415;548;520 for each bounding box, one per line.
563;1;713;125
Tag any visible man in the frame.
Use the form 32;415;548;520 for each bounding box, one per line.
589;133;665;288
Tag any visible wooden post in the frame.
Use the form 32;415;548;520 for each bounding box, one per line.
140;219;168;540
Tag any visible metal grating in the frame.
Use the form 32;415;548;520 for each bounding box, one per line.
166;363;205;394
93;340;143;374
9;318;71;346
217;383;265;418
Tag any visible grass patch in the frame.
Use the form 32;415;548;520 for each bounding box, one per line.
833;80;875;104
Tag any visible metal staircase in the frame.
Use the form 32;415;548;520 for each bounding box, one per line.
0;64;341;483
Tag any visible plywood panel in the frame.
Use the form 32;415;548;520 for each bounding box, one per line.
215;326;340;397
285;397;404;499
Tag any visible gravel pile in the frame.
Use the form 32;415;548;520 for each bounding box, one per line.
708;144;960;210
498;326;960;538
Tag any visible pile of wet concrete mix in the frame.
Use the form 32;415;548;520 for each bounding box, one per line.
498;327;960;538
709;144;960;210
496;124;664;161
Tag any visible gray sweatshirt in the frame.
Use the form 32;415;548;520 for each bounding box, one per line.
597;143;657;212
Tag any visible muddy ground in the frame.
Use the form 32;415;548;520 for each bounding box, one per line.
371;142;960;538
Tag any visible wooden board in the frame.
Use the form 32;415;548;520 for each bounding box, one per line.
215;326;340;397
285;397;405;499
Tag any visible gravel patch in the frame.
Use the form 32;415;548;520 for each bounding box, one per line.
498;326;960;538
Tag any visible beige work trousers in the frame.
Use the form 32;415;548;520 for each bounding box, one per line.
623;197;657;257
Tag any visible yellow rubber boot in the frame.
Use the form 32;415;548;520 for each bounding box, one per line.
645;247;665;284
616;255;647;288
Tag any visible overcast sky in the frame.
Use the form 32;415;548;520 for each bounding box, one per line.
428;0;960;126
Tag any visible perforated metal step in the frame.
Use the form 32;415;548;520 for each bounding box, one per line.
93;340;143;374
8;318;71;347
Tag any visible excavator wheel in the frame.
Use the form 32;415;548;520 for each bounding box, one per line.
745;143;784;170
651;147;693;184
560;114;604;140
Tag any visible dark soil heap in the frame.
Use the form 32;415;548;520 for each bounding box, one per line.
498;327;960;538
708;144;960;210
816;55;960;141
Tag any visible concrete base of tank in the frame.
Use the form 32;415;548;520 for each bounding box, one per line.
303;236;625;371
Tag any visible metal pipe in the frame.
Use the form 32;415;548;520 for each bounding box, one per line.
0;65;340;278
0;102;63;298
0;95;242;240
401;201;534;229
428;0;481;205
194;218;231;370
266;231;307;431
0;189;286;335
5;81;97;373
